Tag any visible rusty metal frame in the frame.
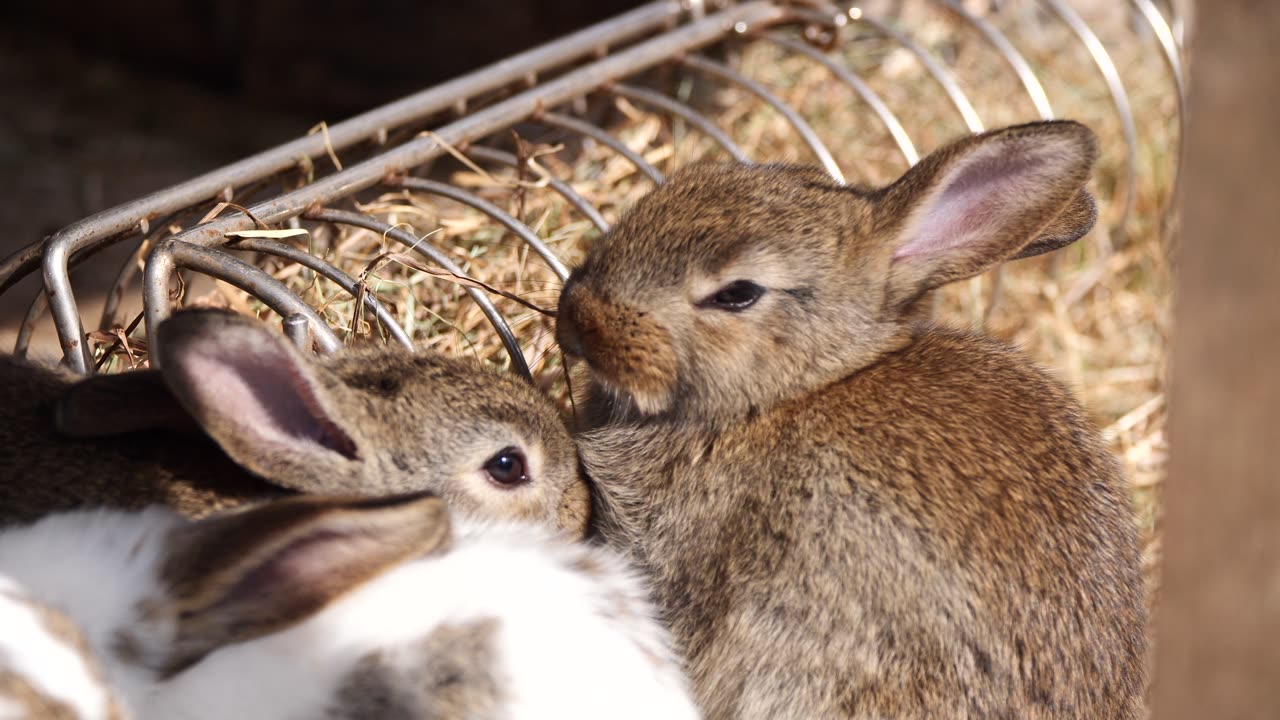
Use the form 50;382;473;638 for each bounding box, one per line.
0;0;1186;376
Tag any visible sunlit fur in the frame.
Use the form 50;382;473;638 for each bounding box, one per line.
558;121;1146;719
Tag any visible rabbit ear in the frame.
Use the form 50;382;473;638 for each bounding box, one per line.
1008;189;1097;261
152;492;451;675
54;369;202;437
876;121;1099;310
152;309;363;491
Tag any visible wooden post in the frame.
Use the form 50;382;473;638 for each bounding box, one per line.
1154;1;1280;717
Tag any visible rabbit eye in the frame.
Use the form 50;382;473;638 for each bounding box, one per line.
484;447;529;487
699;280;765;312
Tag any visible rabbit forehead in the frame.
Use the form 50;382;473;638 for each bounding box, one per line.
586;162;851;288
327;350;573;460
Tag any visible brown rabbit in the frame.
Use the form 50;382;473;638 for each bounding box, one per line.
556;121;1146;719
0;308;589;535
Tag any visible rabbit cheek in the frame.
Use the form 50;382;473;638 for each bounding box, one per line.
556;479;592;538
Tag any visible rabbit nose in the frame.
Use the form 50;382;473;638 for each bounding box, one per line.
555;283;587;358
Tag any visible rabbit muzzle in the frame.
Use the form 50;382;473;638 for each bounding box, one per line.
556;281;679;415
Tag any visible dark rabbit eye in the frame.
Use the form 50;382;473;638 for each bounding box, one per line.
700;280;765;312
484;447;529;487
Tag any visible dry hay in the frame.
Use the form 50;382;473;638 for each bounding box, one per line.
93;0;1174;596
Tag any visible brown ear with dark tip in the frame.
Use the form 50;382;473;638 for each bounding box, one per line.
153;309;365;492
875;121;1099;311
54;369;202;438
151;492;452;675
1009;189;1098;260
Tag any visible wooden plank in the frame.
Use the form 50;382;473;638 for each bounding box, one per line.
1154;2;1280;717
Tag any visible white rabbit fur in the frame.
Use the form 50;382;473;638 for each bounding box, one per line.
0;501;698;720
0;576;121;720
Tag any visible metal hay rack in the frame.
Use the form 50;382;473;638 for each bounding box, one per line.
0;0;1187;380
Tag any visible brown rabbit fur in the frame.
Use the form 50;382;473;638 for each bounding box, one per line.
556;121;1146;719
0;309;588;536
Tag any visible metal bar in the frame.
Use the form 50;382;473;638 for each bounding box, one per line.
933;0;1055;120
464;145;612;233
98;237;147;332
13;292;48;358
12;231;141;355
303;208;533;379
128;1;784;363
680;54;846;182
762;32;919;167
1040;0;1138;231
847;7;985;133
1130;0;1187;220
537;111;667;184
225;236;415;350
144;240;344;359
612;83;752;163
282;313;312;350
39;0;750;374
389;177;570;281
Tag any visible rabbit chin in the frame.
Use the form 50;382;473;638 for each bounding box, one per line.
590;374;675;419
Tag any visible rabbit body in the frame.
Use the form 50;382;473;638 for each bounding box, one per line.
0;496;699;720
0;356;274;524
557;122;1147;718
0;309;589;536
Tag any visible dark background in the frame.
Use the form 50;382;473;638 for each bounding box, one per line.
0;0;642;256
0;0;640;341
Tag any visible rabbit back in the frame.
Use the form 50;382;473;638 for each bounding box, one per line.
0;356;278;526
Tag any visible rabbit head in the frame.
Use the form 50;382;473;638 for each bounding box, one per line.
557;120;1098;424
0;494;698;720
53;309;589;536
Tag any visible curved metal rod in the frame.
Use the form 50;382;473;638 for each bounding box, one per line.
536;111;666;185
464;145;611;233
762;32;919;168
932;0;1054;120
12;232;145;355
143;240;343;358
611;83;752;163
98;237;148;332
0;240;50;295
225;236;415;350
303;208;533;379
282;313;312;350
13;292;49;358
680;54;846;182
1040;0;1138;231
389;176;571;281
847;7;984;133
1130;0;1187;219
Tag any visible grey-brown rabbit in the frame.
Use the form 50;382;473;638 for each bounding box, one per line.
0;308;589;535
556;121;1146;719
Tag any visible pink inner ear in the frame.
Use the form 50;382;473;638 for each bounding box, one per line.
178;346;358;459
892;153;1041;261
220;527;383;611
